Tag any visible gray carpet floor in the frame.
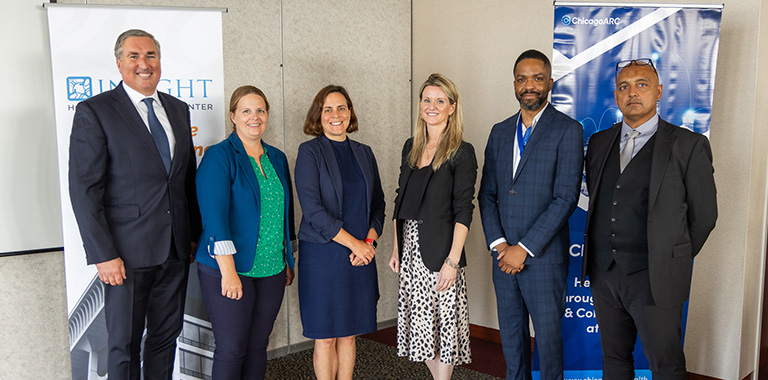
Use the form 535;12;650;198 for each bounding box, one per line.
265;338;502;379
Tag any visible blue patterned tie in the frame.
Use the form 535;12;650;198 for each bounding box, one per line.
142;98;171;173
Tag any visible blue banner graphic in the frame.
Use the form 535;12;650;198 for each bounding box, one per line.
545;3;722;379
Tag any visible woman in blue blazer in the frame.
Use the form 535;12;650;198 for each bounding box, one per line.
195;86;295;380
388;74;477;380
295;85;385;380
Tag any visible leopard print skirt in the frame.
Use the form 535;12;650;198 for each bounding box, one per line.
396;219;471;365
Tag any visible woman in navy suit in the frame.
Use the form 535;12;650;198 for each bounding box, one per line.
195;86;295;380
388;74;477;380
295;85;385;380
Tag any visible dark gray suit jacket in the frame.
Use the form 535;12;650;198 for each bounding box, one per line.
69;82;201;268
583;119;718;308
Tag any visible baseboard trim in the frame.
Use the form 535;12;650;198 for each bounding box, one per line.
687;372;726;380
376;318;397;330
266;340;314;360
469;324;502;344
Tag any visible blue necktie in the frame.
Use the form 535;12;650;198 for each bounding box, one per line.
142;98;171;173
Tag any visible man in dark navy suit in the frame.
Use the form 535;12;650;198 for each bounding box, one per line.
69;29;200;380
582;59;717;379
479;49;583;380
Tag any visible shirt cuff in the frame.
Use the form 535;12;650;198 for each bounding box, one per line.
208;240;236;257
519;242;534;257
489;237;508;252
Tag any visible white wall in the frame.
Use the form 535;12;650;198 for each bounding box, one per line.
0;0;62;254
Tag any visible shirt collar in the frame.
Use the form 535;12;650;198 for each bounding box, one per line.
518;102;549;129
122;82;160;107
621;112;659;137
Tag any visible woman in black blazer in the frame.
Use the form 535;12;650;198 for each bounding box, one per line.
388;73;477;379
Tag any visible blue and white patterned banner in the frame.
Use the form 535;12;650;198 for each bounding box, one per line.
547;3;722;379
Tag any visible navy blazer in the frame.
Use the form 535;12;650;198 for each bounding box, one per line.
294;136;386;243
69;82;201;268
478;105;583;265
392;139;477;272
195;133;296;272
583;119;717;307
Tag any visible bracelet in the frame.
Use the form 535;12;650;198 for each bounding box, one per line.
444;257;460;269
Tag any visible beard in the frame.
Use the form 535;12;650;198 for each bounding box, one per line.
516;89;549;111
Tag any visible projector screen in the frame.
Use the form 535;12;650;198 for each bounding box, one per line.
0;0;63;256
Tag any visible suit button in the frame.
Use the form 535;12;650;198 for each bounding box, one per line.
612;249;617;254
166;209;171;214
612;201;617;206
611;234;615;238
418;220;423;224
611;218;616;222
616;184;621;189
509;189;516;195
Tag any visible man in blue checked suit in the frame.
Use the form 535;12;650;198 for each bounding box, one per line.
478;49;583;380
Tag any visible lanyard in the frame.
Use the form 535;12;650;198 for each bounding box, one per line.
517;116;531;155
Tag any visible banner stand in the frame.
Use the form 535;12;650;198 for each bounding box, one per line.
548;3;722;379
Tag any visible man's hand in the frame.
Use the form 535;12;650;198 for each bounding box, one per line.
96;257;127;286
497;244;527;275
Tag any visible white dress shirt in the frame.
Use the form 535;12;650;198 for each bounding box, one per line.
122;84;176;159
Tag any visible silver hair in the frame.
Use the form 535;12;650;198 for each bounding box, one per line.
114;29;161;60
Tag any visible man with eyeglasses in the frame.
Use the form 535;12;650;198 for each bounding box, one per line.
581;58;718;379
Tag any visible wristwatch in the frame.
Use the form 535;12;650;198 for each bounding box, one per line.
364;238;378;249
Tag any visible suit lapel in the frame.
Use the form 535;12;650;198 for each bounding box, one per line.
319;136;344;207
266;141;288;195
648;120;675;211
350;140;373;211
395;143;415;218
111;83;168;174
587;124;621;212
230;133;262;200
514;106;553;182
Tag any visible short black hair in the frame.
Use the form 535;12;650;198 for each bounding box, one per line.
514;49;552;78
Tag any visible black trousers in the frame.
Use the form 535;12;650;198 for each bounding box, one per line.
104;257;189;380
198;265;286;380
589;263;686;380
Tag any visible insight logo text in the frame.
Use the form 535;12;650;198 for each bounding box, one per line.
562;15;621;27
66;76;213;101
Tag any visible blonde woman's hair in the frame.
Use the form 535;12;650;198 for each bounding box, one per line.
409;73;464;170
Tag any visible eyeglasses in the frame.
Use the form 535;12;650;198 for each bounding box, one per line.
616;58;657;75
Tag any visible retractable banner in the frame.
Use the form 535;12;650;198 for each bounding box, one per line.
549;3;722;379
47;5;225;379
